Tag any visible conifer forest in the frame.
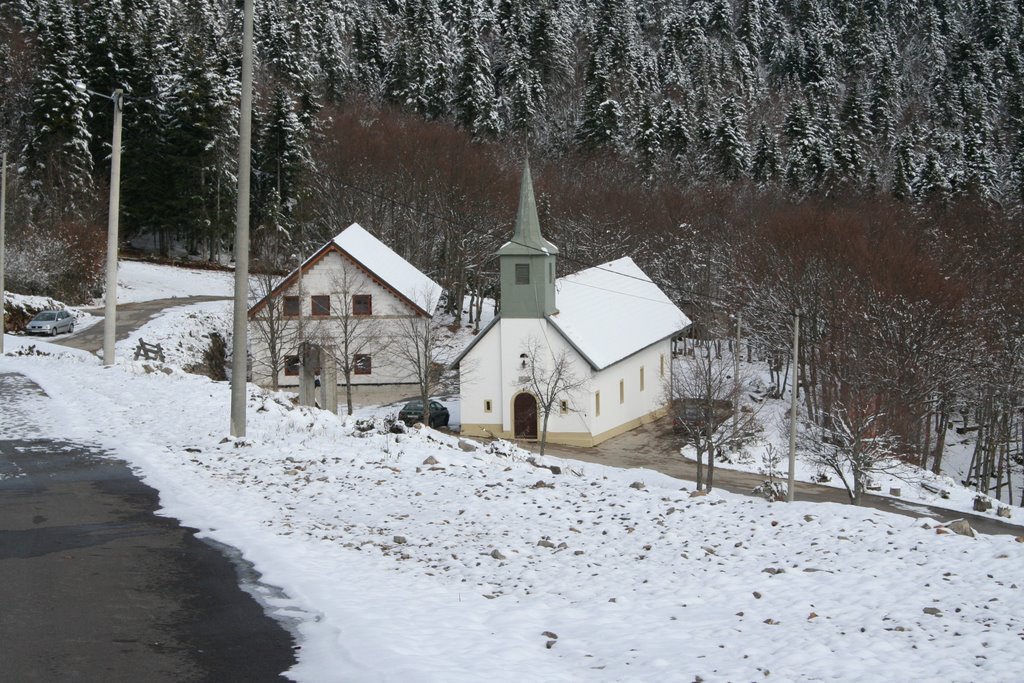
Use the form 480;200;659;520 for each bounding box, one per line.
2;0;1023;501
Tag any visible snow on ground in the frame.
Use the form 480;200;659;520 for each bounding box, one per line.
3;334;1024;681
115;299;233;368
675;352;1024;527
108;259;235;304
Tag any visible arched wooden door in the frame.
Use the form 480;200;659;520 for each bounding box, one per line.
513;393;538;439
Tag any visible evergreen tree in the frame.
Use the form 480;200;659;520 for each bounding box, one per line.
714;96;750;180
26;0;94;205
454;0;499;137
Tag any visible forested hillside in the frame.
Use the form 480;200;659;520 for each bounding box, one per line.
1;0;1022;501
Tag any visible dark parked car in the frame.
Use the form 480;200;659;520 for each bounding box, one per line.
26;309;74;336
398;399;450;428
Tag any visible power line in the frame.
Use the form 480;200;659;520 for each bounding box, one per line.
330;175;1023;381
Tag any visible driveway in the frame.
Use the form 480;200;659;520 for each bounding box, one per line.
528;416;1021;537
0;373;295;681
57;295;229;356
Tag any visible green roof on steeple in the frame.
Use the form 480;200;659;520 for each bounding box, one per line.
498;159;558;256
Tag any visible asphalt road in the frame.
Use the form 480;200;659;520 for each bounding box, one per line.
535;417;1023;537
57;296;229;356
0;374;296;681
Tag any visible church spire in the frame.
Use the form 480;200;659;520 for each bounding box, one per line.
498;160;558;318
504;159;558;256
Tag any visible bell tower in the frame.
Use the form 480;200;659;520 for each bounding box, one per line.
498;160;558;318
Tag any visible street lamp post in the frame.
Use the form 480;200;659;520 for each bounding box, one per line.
77;83;124;366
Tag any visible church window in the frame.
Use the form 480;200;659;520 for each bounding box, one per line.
515;263;530;285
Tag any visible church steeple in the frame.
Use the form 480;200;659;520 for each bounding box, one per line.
498;160;558;318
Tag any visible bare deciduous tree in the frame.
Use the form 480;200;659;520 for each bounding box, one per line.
310;266;391;415
517;335;589;456
669;339;761;491
249;268;299;391
800;400;902;505
390;289;454;422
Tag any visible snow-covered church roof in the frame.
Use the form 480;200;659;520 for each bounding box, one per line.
548;257;690;370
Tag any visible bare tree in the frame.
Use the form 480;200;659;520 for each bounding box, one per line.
799;400;902;505
517;335;589;456
668;339;761;491
249;268;299;391
310;266;391;415
390;288;454;422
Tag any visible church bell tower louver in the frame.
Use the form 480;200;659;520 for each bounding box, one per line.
498;160;558;318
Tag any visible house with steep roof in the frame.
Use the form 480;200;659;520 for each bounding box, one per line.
454;163;691;447
248;223;442;409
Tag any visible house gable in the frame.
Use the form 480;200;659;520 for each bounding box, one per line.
249;223;441;319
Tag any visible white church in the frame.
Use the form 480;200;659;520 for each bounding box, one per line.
454;163;691;447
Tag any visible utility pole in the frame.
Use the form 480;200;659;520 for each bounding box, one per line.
733;311;742;434
0;151;6;355
787;308;801;502
103;90;123;366
230;0;255;437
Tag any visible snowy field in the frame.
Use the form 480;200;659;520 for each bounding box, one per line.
107;259;235;304
4;264;1024;681
2;330;1023;681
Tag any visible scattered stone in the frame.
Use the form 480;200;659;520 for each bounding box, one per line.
763;618;780;625
973;496;993;513
393;536;407;545
422;455;439;466
944;519;975;538
542;631;558;640
997;507;1012;519
1015;536;1024;543
923;607;942;617
457;440;476;452
629;481;646;490
184;447;202;453
807;612;818;620
689;490;707;498
753;592;762;599
389;422;407;434
531;480;554;489
537;539;556;548
762;567;785;575
490;549;507;560
545;640;556;649
935;527;950;535
803;515;815;522
557;542;569;549
573;550;585;556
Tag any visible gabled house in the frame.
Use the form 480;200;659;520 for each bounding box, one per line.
248;223;442;408
454;162;691;447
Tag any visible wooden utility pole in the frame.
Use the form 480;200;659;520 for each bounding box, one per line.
787;309;801;502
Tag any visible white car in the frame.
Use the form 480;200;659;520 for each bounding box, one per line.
26;309;75;336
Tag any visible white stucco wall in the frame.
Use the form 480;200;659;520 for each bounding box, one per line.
460;317;672;444
250;250;426;389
